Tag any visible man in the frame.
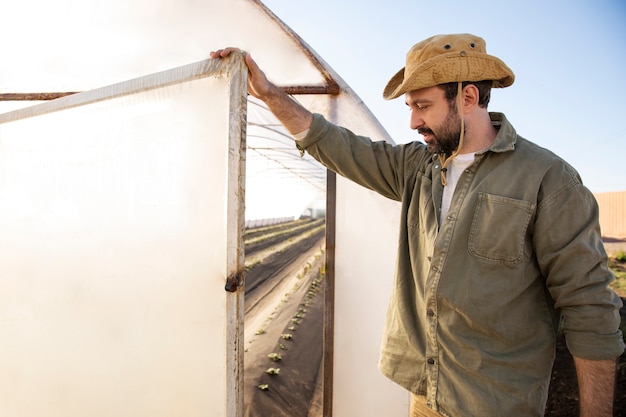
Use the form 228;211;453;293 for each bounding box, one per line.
211;33;624;416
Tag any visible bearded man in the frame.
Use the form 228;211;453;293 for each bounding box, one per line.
211;34;624;417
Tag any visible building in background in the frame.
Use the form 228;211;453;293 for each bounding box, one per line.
595;191;626;240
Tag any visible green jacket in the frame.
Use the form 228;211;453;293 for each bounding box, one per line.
297;112;624;416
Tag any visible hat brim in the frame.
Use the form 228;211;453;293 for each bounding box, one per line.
383;51;515;100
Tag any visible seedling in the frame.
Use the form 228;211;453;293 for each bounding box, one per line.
265;367;281;375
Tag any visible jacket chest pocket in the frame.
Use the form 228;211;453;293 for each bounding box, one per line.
468;192;535;264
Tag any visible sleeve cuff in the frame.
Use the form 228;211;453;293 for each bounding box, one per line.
292;128;310;141
566;329;625;360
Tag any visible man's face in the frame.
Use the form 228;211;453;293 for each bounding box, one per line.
405;86;461;155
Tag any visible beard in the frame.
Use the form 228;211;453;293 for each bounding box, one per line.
418;104;462;156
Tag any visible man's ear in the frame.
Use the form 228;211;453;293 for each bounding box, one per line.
462;84;480;111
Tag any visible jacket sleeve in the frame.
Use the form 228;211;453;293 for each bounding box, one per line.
533;163;625;360
296;113;430;202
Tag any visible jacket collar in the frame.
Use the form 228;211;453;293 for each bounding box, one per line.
482;112;517;154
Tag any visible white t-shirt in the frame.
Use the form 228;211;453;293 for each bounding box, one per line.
440;152;475;223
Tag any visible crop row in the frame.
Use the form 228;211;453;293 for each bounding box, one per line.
244;218;325;255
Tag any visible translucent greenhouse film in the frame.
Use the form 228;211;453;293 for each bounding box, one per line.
0;56;247;417
0;1;407;415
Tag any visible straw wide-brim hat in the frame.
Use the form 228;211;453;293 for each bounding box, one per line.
383;33;515;100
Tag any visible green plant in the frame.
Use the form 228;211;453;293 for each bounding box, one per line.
258;384;269;391
609;258;626;297
265;367;281;375
268;352;282;362
280;333;293;340
615;250;626;262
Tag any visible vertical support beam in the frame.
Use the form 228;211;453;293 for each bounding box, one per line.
323;169;336;417
225;52;248;417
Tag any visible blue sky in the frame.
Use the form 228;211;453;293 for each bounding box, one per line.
262;0;626;193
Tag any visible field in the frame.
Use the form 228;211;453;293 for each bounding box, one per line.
243;220;626;416
243;219;325;417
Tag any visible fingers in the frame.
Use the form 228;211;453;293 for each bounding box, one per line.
243;52;258;71
209;47;243;59
210;48;257;75
209;47;257;75
208;48;269;99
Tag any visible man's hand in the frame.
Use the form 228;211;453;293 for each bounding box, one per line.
210;47;313;135
210;48;272;100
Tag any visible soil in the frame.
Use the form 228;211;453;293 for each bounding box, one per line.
244;228;626;416
244;265;324;417
243;221;325;417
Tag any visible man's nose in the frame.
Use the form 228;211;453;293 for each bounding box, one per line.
410;109;424;130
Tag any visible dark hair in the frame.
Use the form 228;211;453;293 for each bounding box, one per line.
441;80;492;108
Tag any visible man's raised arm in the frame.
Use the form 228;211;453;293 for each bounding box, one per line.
210;48;313;135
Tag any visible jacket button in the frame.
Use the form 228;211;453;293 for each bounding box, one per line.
427;358;435;365
427;309;435;317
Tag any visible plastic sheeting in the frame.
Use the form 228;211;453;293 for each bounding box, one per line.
333;179;407;415
1;1;408;415
0;57;247;417
0;0;392;221
0;0;325;93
